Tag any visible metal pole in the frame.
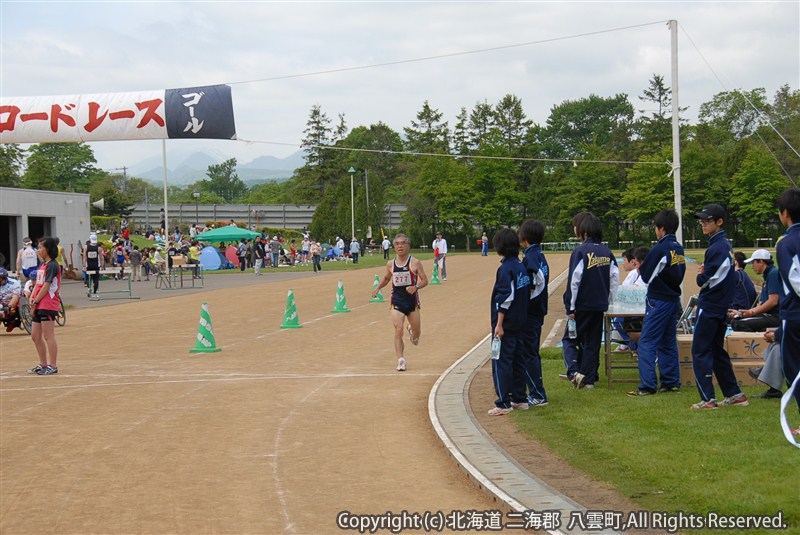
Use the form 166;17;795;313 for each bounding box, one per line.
162;139;169;240
365;169;370;218
350;173;355;239
669;20;683;245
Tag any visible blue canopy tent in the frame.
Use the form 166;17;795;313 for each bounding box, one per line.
199;245;228;270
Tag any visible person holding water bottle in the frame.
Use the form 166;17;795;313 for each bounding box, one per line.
561;213;619;390
488;228;531;416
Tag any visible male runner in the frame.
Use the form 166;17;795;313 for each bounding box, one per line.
372;234;429;371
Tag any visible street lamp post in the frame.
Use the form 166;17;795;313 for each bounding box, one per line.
193;191;200;227
348;167;356;239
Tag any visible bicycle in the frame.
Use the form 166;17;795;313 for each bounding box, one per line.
18;297;66;334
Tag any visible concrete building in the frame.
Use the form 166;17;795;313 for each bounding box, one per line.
0;187;91;271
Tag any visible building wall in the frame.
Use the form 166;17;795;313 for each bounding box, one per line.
0;187;91;270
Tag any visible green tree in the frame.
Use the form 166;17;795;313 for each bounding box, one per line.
21;142;101;192
0;144;25;187
540;94;634;160
696;88;768;150
291;104;339;201
124;177;162;205
247;180;293;204
88;174;135;216
309;122;404;241
673;139;727;242
729;144;790;242
467;100;495;152
451;107;470;156
404;101;449;153
636;74;680;153
552;144;623;242
198;158;247;203
761;84;800;182
619;148;674;240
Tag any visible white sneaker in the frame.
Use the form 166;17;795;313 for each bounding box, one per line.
396;358;407;372
572;373;586;389
510;402;529;410
487;407;511;416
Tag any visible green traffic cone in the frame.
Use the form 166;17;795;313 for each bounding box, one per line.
331;279;351;313
430;261;442;285
370;274;385;303
280;289;303;329
190;302;222;353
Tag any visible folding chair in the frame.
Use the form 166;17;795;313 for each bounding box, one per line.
155;263;172;289
676;295;698;334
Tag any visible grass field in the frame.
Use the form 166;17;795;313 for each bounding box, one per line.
515;348;800;533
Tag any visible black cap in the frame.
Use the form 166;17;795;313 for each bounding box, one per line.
694;203;726;221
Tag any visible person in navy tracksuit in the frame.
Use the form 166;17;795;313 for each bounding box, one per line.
489;228;531;416
626;209;686;397
560;212;590;382
516;220;549;407
776;188;800;428
562;213;620;389
691;204;748;410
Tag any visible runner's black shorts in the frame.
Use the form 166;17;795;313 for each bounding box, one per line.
32;309;58;323
391;301;419;316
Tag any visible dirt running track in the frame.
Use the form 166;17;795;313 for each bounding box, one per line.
1;254;571;535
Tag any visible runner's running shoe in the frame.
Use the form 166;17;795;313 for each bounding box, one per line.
691;399;718;410
719;393;749;407
36;365;58;375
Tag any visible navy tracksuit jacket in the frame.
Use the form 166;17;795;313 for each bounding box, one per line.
777;222;800;411
692;230;741;401
636;234;685;391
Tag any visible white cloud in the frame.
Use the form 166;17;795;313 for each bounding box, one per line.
2;1;797;169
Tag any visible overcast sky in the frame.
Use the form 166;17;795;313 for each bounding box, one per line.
2;1;798;171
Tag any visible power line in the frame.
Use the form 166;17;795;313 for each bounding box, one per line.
236;137;671;167
679;22;798;187
228;21;669;86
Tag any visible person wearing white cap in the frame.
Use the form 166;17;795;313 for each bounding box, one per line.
82;234;104;296
16;237;39;284
730;249;781;332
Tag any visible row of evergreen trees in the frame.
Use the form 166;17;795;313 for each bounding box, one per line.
1;75;797;248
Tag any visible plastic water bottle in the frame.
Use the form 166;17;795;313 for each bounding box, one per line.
567;317;577;339
491;337;501;360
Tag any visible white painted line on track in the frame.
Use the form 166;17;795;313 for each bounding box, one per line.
0;372;441;392
543;319;564;348
248;302;376;343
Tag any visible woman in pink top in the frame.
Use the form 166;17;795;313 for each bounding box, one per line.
28;237;62;375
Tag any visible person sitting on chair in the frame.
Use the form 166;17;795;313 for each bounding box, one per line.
729;251;757;314
748;328;784;399
0;268;22;332
612;247;648;354
729;249;780;332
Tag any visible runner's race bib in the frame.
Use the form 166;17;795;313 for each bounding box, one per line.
393;271;412;287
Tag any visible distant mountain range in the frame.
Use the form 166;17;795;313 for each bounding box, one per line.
129;150;306;186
